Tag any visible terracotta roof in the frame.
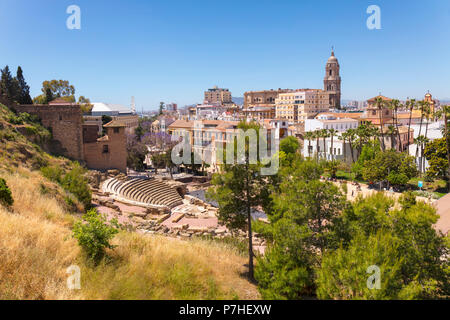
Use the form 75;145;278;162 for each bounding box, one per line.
97;135;109;142
104;120;126;127
367;95;393;102
168;120;193;129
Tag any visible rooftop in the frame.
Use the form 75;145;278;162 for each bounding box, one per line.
104;120;126;128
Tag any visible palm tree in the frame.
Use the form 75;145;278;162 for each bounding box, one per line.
406;99;416;154
386;125;397;150
388;99;403;151
320;128;329;160
374;96;387;151
304;131;314;159
339;132;347;162
328;128;338;160
415;100;429;158
314;130;321;163
423;103;431;143
414;135;429;174
346;128;356;163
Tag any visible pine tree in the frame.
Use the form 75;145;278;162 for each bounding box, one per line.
15;66;33;104
0;65;19;103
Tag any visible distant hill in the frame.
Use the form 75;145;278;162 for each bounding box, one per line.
232;97;244;105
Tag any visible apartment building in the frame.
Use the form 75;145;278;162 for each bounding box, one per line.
204;86;232;105
275;89;330;122
168;119;290;172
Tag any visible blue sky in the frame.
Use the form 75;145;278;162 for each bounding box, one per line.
0;0;449;110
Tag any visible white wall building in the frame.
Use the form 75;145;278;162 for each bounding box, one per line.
305;114;358;132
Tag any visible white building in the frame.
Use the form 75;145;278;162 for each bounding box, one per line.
91;102;134;117
408;121;445;172
303;132;355;162
305;113;359;132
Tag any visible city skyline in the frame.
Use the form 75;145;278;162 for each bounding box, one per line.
0;0;449;110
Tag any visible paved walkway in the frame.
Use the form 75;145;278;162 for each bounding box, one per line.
434;193;450;235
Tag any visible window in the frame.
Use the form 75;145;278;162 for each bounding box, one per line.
113;127;120;134
103;145;109;154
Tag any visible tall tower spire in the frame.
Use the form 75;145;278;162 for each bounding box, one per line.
324;49;341;109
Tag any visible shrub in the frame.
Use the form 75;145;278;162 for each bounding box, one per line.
0;178;13;207
40;166;63;183
7;115;23;125
73;208;119;262
60;164;92;209
41;164;92;209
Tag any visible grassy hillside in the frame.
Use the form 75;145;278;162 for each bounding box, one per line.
0;104;259;300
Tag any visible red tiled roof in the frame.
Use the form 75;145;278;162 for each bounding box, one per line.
367;95;393;102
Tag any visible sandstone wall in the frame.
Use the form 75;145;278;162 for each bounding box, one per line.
15;104;84;161
83;126;127;172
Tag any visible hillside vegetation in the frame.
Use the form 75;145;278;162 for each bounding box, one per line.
0;103;258;300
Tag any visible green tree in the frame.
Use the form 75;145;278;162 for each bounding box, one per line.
78;96;93;113
304;131;314;159
424;138;448;182
0;178;13;207
15;66;32;104
386;125;397;150
73;208;119;263
414;135;429;174
320;129;329;160
316;232;427;300
328;128;338;160
374;97;387;151
351;141;379;180
60;164;92;209
207;121;267;280
41;80;75;98
279;136;300;166
0;66;19;103
405;99;417;155
415;100;429;157
134;125;144;141
361;149;417;189
318;193;449;299
342;128;357;163
388;99;403;151
255;160;347;298
127;134;148;172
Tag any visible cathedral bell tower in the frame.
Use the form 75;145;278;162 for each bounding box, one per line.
324;49;341;109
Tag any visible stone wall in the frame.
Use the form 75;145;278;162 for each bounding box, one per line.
15;104;84;160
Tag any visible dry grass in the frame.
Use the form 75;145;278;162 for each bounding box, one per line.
0;167;259;300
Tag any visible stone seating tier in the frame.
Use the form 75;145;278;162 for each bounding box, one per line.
102;177;183;208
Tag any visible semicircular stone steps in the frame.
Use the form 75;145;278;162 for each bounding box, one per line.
102;177;183;208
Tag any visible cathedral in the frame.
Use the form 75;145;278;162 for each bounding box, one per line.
324;49;342;109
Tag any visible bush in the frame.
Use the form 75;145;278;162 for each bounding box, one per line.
60;164;92;209
73;208;119;262
41;164;92;209
0;178;13;207
40;166;63;183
